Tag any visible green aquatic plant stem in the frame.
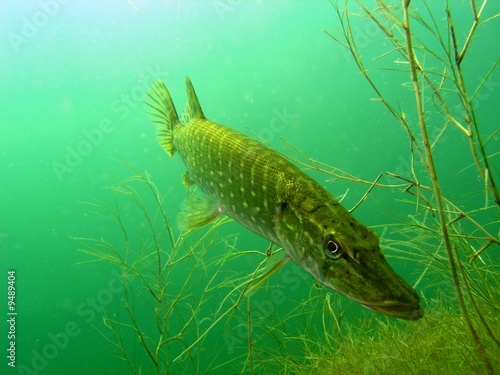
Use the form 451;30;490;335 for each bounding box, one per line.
456;0;487;65
445;1;500;208
402;1;493;373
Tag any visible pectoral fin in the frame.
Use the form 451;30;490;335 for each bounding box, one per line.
178;193;221;231
246;250;289;297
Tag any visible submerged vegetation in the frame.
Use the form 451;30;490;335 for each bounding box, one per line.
77;0;499;374
76;167;224;373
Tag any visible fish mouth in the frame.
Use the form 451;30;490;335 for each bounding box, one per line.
361;300;424;321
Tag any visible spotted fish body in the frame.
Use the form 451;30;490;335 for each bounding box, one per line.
146;77;423;320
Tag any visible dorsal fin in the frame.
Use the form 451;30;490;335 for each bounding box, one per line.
183;76;205;123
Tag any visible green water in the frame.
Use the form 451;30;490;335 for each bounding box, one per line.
1;1;499;374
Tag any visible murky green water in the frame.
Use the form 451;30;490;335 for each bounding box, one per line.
2;1;499;374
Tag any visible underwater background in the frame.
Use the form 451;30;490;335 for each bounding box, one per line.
1;0;499;374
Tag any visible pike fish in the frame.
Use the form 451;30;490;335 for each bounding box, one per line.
146;77;424;320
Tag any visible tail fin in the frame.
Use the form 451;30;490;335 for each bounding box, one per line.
183;76;205;123
145;80;180;157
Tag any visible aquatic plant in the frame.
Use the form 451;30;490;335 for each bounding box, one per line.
75;165;237;374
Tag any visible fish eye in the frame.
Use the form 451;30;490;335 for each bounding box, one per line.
324;234;342;260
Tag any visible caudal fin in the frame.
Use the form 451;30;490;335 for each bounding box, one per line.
145;80;180;157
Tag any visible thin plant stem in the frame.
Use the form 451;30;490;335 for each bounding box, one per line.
402;1;493;372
